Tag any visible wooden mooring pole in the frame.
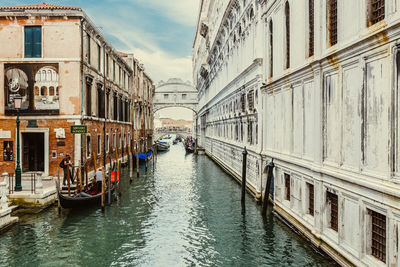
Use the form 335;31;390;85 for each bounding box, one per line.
241;147;248;204
261;159;275;217
136;143;139;177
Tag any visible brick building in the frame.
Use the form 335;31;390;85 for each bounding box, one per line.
0;3;154;178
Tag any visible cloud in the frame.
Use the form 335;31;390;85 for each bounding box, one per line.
133;0;200;26
89;9;193;83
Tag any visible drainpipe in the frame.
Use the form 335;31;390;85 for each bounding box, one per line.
80;18;85;177
102;42;106;181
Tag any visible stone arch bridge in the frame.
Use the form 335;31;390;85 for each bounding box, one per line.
153;78;198;114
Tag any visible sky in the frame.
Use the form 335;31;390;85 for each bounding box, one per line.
2;0;199;120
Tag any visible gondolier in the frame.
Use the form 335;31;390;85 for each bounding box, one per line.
59;154;73;185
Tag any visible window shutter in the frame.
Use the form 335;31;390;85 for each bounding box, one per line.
32;27;42;58
24;27;33;58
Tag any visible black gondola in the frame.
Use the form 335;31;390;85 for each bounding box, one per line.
56;182;115;209
184;144;195;153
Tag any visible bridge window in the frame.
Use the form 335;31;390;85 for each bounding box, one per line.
182;94;187;100
164;94;169;99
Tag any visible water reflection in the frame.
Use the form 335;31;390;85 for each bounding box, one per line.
0;139;336;266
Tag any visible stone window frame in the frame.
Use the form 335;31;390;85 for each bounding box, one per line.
285;1;290;69
363;203;388;265
86;134;91;159
97;134;101;155
106;133;109;153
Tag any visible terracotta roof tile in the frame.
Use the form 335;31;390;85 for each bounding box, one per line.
0;3;82;11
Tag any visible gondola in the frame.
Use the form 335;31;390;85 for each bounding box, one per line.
173;139;178;145
56;182;115;209
134;150;153;163
157;141;170;151
184;144;195;153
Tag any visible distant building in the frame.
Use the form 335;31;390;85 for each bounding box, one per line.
0;3;153;177
159;118;192;129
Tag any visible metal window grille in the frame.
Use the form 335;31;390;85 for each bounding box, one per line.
308;183;314;216
369;209;386;263
371;0;385;25
309;0;314;56
269;21;273;78
248;90;254;111
284;174;290;201
241;93;246;112
285;2;290;69
329;0;338;46
327;192;338;231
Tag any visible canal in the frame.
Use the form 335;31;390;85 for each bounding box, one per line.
0;140;335;266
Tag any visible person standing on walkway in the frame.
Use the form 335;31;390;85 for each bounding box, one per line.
60;154;73;185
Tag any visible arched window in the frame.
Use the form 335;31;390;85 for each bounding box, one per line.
269;20;273;78
40;86;47;96
309;0;314;57
34;86;39;96
56;86;60;96
285;2;290;69
49;86;55;96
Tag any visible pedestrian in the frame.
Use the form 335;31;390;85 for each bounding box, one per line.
59;154;73;186
95;168;103;194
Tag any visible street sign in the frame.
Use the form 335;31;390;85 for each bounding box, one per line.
71;125;87;134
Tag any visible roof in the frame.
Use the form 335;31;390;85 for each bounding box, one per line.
0;3;82;11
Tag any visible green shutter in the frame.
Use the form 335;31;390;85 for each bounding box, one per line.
24;27;33;58
32;26;42;58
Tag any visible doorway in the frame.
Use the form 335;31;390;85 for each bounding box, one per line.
22;132;44;172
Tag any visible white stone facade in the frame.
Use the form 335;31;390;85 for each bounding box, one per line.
193;0;264;194
194;0;400;265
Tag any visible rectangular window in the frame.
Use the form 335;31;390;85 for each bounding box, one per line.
329;0;338;46
86;33;91;64
113;94;118;121
86;82;92;116
106;134;109;153
106;54;109;77
309;0;314;57
369;209;386;263
24;26;42;58
119;66;122;86
308;183;314;216
327;191;338;231
164;94;169;99
285;2;290;69
97;134;101;155
269;21;273;78
97;44;101;71
241;93;246;112
370;0;385;25
106;92;110;119
119;134;121;149
86;135;91;158
182;94;187;100
284;173;291;201
248;90;254;111
113;61;116;81
97;87;104;118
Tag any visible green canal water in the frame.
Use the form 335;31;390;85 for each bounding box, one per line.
0;142;336;266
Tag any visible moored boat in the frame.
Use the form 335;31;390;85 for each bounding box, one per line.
157;141;170;151
56;182;115;209
134;150;153;163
